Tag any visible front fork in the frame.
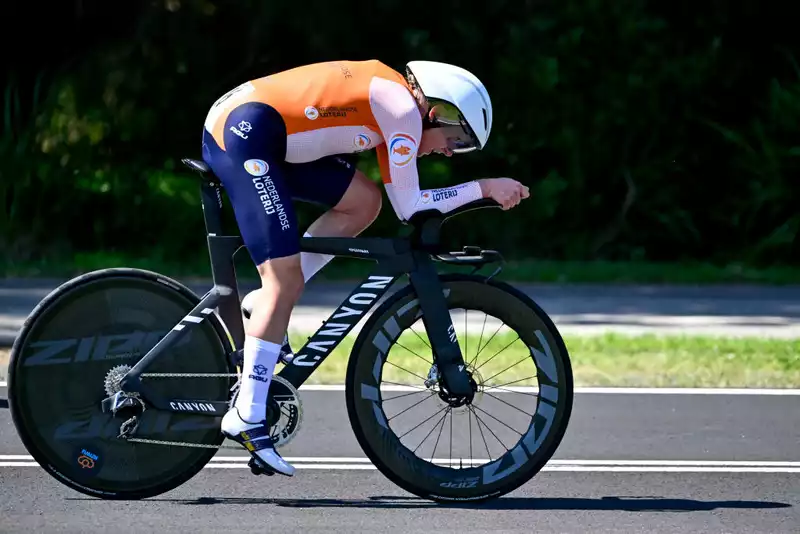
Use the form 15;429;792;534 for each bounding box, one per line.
408;251;474;401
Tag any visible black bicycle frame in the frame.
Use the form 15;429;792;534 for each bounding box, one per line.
109;159;502;417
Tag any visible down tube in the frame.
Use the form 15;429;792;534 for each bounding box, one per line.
276;268;402;389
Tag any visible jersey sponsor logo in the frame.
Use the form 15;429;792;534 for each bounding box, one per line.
388;133;417;167
251;172;292;231
230;124;249;140
432;188;458;202
317;106;357;118
354;133;370;151
305;106;319;120
420;191;431;203
334;61;353;79
230;119;254;141
244;159;269;176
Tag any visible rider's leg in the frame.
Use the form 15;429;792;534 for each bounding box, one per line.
241;158;382;362
223;254;302;477
303;167;383;239
236;254;304;420
242;167;382;311
202;101;298;476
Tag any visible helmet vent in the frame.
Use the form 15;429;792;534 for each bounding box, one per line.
482;108;488;130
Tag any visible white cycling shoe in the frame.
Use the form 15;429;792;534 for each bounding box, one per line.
221;408;295;477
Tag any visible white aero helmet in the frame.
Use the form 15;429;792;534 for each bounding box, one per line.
406;60;492;153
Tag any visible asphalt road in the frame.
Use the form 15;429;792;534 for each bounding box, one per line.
1;387;798;532
2;278;800;346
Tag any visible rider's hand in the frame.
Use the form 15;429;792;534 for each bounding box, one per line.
478;178;530;210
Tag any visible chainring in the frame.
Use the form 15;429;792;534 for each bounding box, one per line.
265;375;303;449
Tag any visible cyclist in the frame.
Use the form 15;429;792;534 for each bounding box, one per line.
201;59;529;477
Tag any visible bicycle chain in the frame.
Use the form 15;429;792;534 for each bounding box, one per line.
140;373;240;378
127;437;242;450
122;371;281;451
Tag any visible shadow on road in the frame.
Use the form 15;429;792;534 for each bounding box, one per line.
137;495;792;512
0;399;8;409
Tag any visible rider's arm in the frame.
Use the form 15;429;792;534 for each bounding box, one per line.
369;77;483;222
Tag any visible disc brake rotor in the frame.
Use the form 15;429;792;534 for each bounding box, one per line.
264;375;303;448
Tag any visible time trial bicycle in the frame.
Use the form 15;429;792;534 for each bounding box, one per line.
8;157;573;502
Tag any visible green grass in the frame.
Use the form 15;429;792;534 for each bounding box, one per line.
2;249;800;285
279;331;800;388
2;333;797;386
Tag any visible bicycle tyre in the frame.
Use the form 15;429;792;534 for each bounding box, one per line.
8;268;236;500
345;273;573;502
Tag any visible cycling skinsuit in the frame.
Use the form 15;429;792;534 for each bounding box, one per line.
201;59;483;265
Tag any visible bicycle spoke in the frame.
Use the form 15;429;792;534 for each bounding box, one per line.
472;404;523;437
470;321;504;367
408;325;432;350
385;359;429;382
472;312;489;368
483;390;534;418
392;340;432;366
381;381;428;390
429;407;450;462
386;391;436;422
411;408;450;455
449;408;453;467
382;389;430;402
470;406;514;455
474;333;521;372
464;308;468;363
482;375;539;394
468;405;474;465
482;354;533;384
397;404;450;440
469;405;493;461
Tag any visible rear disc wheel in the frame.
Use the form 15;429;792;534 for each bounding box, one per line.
8;268;235;499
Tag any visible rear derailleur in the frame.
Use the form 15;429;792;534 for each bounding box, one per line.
100;364;146;439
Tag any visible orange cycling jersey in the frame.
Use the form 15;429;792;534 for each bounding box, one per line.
203;59;483;221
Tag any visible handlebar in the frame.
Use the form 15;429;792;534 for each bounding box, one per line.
406;198;503;249
407;198;502;227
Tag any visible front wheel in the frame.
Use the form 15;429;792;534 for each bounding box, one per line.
345;274;573;502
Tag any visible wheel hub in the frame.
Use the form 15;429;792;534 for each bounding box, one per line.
437;369;481;408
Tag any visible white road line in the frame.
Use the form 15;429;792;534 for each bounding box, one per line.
3;454;800;472
296;385;800;395
2;460;798;473
0;382;800;396
1;381;798;394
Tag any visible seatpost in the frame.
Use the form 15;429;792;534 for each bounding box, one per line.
199;180;225;237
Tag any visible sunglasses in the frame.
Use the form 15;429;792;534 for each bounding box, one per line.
424;99;480;153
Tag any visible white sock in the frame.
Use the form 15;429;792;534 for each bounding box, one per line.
235;335;282;423
301;231;334;282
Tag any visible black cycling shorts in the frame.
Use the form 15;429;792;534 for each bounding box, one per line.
201;102;356;265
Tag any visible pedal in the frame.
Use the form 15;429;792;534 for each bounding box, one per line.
248;457;276;476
